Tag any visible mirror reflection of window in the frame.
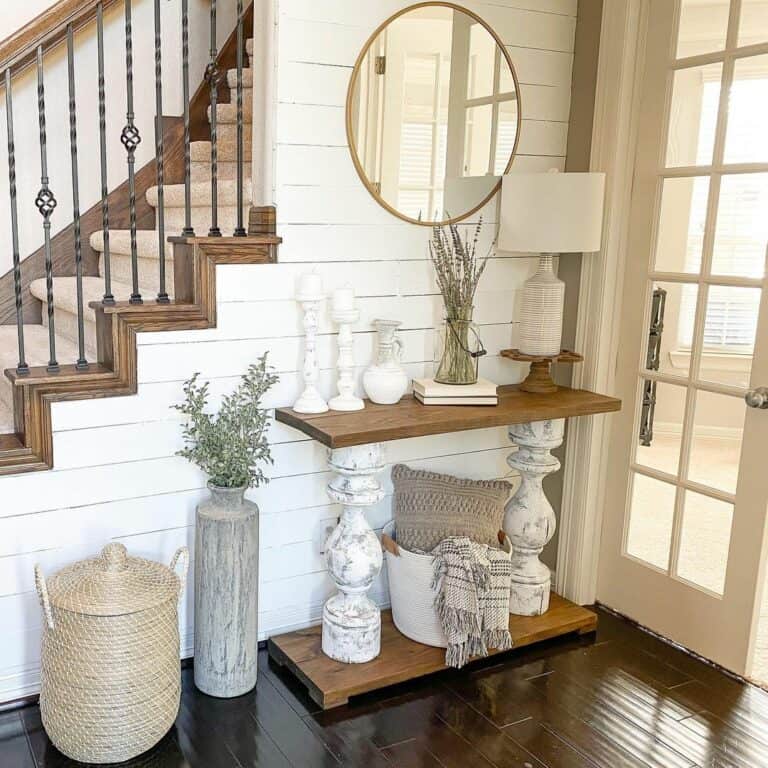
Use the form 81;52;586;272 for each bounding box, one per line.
347;5;520;225
397;53;450;219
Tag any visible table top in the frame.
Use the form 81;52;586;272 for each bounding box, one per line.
275;384;621;448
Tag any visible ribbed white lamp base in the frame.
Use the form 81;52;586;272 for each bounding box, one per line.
519;254;565;357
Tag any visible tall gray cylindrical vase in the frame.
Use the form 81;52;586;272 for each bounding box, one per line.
194;484;259;698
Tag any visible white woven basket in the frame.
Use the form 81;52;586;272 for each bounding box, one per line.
382;521;447;647
383;522;513;648
35;542;188;764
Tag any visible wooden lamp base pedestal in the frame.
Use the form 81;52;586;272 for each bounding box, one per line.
501;349;584;394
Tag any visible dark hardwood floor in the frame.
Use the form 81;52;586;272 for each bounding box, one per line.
3;606;768;767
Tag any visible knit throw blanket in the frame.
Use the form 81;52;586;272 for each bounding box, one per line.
430;537;513;668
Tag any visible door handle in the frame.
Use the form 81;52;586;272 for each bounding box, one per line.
745;387;768;409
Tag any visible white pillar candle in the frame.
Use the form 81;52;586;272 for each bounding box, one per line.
298;272;323;299
332;285;355;312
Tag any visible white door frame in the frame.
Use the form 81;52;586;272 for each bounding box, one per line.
556;0;651;605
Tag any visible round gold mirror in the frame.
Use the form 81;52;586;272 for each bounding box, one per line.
346;2;521;227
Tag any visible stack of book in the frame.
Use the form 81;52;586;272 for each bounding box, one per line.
413;378;498;406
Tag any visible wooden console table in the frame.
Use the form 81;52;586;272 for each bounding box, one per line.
270;385;621;708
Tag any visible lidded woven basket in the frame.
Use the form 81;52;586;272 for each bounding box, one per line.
35;542;189;764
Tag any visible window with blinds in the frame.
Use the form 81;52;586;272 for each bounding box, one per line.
677;76;768;353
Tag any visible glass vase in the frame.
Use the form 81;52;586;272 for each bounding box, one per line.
434;313;482;385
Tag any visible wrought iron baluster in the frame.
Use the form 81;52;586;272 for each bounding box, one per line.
153;0;169;302
207;0;221;237
97;2;114;305
122;0;142;304
234;0;246;237
181;0;194;236
4;69;28;375
34;46;59;373
67;25;88;369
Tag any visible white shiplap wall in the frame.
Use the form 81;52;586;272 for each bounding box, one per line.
0;0;577;702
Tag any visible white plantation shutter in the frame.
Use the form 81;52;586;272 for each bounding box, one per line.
397;54;448;219
399;123;433;187
677;79;768;352
494;117;518;175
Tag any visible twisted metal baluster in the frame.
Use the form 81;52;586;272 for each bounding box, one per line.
181;0;194;236
153;0;169;302
122;0;142;304
234;0;246;236
207;0;221;237
97;2;114;305
67;25;88;369
5;69;28;375
34;47;59;373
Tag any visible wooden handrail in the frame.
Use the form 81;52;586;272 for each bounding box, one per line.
0;0;121;74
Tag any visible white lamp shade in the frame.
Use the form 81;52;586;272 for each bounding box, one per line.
498;172;606;253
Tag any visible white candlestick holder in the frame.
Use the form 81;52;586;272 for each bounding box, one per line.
293;293;328;414
329;308;364;411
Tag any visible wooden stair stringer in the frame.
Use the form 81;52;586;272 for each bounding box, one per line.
0;236;278;476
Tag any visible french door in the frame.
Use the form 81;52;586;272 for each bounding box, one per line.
598;0;768;676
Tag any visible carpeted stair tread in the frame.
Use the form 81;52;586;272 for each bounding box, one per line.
97;254;173;295
227;68;253;88
146;178;253;208
0;399;14;434
191;136;252;163
207;101;254;125
29;276;139;316
0;325;81;409
191;160;252;182
29;277;162;357
89;229;161;259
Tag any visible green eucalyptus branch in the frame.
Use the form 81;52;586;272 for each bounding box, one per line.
174;353;279;489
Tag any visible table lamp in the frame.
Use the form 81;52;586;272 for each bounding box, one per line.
498;170;605;391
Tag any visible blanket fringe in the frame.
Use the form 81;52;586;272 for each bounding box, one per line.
483;628;513;652
445;642;470;668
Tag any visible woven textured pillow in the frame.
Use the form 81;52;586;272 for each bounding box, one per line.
392;464;511;552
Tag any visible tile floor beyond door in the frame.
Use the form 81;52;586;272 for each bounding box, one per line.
4;607;768;767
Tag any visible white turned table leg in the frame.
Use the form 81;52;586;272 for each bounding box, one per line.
503;419;565;616
322;444;385;663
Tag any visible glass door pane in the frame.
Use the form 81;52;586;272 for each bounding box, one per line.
666;63;723;167
677;0;731;58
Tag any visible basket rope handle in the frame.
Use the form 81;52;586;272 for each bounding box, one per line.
170;547;190;598
34;564;54;630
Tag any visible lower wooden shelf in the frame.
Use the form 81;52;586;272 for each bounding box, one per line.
268;593;597;709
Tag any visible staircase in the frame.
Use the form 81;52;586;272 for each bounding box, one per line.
0;5;278;476
0;48;254;435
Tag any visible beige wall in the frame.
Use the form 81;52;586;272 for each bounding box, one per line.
0;0;238;277
2;2;61;38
